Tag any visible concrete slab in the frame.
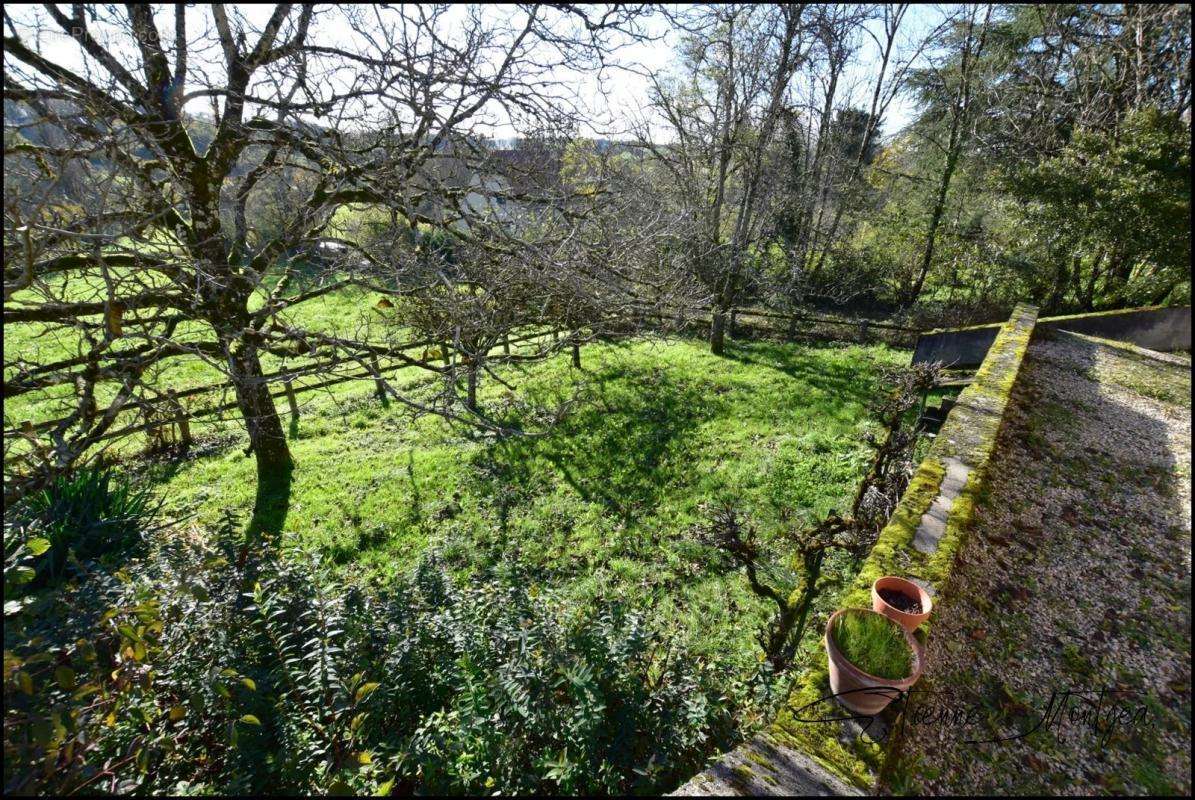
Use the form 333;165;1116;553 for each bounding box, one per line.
671;735;864;796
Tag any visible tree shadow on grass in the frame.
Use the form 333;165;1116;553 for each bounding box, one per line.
137;440;292;540
246;461;292;539
472;360;722;529
720;339;881;409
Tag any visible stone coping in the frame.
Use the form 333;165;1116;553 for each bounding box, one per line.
676;303;1040;795
922;304;1182;335
913;305;1190;367
1053;329;1192;366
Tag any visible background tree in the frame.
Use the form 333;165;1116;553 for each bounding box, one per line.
901;3;993;306
1004;106;1191;310
635;4;807;355
864;3;1191;314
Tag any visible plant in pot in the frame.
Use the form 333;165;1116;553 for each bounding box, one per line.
825;608;922;715
872;575;933;632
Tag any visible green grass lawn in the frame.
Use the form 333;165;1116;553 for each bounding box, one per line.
6;281;911;700
121;328;907;684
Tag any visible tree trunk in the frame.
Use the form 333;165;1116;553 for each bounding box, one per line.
710;308;727;355
907;5;990;308
229;343;293;477
465;365;479;411
227;338;293;537
1082;250;1105;311
809;6;904;280
908;145;961;306
1042;255;1075;314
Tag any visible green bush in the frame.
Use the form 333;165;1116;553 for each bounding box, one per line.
12;467;160;584
3;515;739;795
3;523;51;616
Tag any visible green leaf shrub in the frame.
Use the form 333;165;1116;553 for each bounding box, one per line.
3;514;738;795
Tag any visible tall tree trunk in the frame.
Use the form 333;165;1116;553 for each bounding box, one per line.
907;5;991;308
796;67;840;288
907;145;961;304
810;5;906;280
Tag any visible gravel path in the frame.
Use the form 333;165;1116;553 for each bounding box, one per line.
885;331;1191;795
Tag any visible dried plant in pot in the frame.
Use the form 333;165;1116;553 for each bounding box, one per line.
825;608;923;715
871;575;933;632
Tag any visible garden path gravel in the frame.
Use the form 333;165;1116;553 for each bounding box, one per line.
886;331;1191;795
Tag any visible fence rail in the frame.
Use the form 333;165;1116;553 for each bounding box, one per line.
2;326;559;444
619;298;920;334
4;304;924;447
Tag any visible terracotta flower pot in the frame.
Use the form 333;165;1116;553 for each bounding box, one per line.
824;609;923;715
871;576;933;632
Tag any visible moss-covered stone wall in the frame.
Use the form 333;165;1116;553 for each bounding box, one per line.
676;304;1040;795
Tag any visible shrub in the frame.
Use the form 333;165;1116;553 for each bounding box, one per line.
831;609;912;680
11;467;160;584
3;522;50;616
3;515;739;795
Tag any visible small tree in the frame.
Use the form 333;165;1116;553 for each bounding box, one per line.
635;4;808;355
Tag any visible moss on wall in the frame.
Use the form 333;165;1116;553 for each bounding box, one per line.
760;304;1040;792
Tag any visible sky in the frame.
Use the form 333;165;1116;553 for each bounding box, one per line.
5;4;953;143
583;4;951;142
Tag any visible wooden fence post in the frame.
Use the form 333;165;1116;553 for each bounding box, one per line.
167;389;191;449
571;340;581;368
284;378;300;419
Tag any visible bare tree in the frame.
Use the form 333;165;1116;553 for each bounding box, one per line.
386;157;694;425
806;4;915;284
3;4;659;518
634;4;807;355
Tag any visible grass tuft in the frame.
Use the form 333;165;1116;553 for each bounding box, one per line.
831;609;912;680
